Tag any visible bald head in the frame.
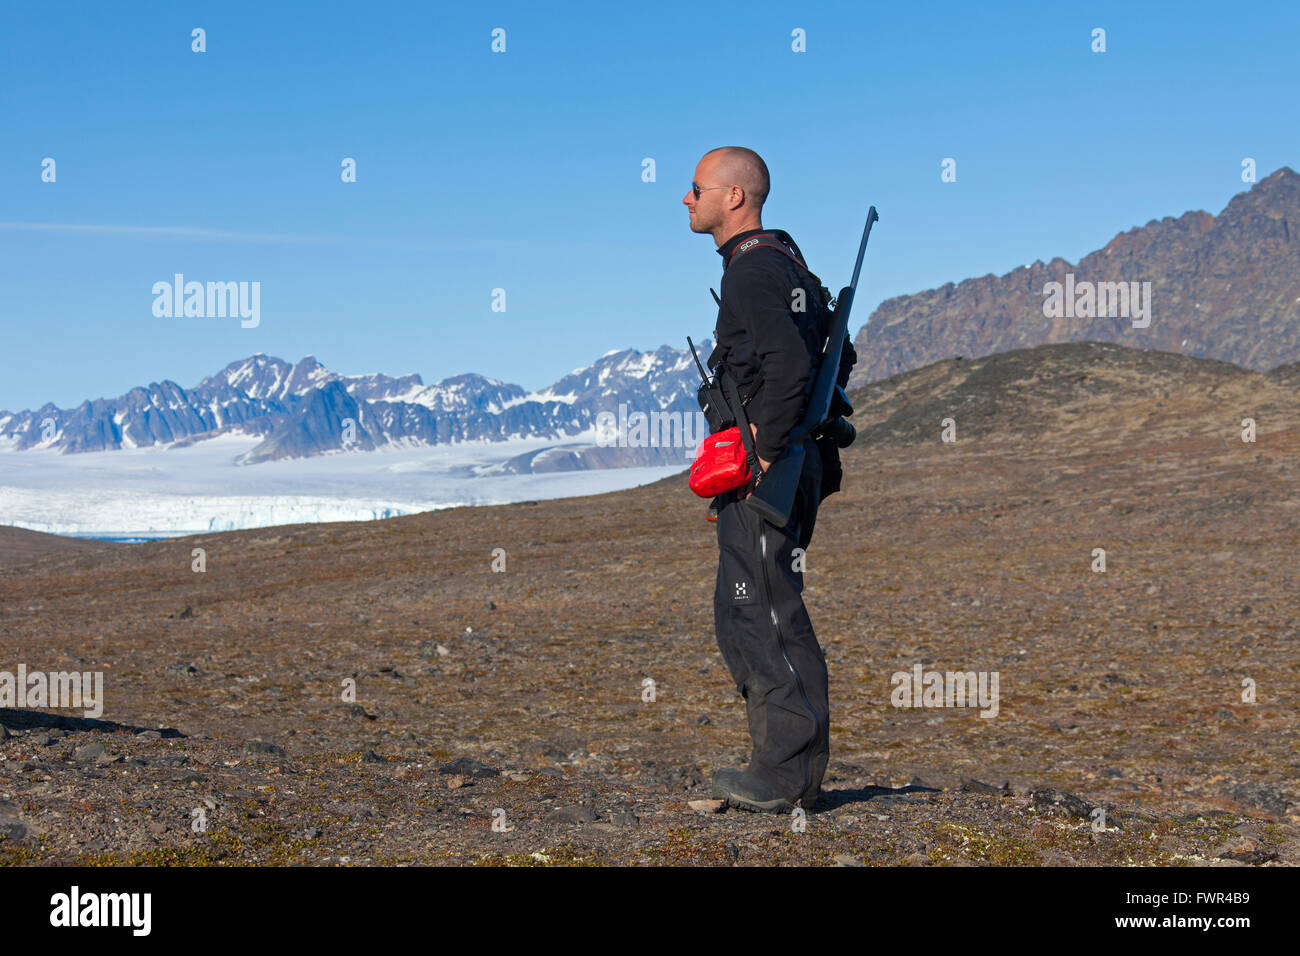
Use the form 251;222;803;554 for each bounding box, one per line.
684;146;770;244
703;146;770;207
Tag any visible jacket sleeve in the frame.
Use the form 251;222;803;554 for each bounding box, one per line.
721;261;813;462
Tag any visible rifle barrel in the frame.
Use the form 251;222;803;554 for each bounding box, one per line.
848;206;879;294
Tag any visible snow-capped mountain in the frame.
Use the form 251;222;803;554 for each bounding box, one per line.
0;343;713;471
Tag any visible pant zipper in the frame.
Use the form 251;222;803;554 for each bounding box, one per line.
759;526;817;802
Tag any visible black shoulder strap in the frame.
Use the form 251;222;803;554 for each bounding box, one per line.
728;231;806;270
727;230;828;293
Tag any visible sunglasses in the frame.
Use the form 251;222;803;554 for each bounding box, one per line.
692;182;732;199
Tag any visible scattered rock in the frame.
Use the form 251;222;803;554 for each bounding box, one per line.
961;778;1009;795
546;806;599;825
873;794;923;807
438;758;498;778
645;763;705;792
73;743;106;765
334;801;375;819
688;799;726;814
243;741;288;759
1038;849;1079;866
0;816;28;841
1031;788;1095;820
1224;782;1292;821
833;853;865;867
1215;837;1279;864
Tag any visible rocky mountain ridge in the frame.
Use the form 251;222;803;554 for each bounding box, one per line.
850;166;1300;386
0;345;711;469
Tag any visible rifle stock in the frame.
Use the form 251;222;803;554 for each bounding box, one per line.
745;206;878;527
745;441;806;526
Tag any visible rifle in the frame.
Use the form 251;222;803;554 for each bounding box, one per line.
744;205;879;527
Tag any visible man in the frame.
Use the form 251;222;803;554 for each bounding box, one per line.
684;146;835;813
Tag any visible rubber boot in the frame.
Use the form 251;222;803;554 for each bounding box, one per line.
711;768;796;814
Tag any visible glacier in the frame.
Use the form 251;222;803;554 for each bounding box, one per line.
0;431;684;538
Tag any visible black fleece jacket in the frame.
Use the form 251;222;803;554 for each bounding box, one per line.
708;227;828;462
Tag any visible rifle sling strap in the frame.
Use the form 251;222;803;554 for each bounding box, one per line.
719;369;761;485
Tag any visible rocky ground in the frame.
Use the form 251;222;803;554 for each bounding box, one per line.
0;342;1296;866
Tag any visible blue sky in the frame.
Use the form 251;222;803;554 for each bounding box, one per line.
2;0;1297;410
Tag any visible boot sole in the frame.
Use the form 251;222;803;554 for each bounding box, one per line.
712;783;795;814
724;794;795;814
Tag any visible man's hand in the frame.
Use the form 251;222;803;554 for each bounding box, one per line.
745;423;771;499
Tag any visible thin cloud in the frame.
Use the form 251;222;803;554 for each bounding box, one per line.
0;222;544;251
0;222;345;243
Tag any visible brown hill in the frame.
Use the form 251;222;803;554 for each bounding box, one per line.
850;167;1300;386
0;343;1296;866
0;525;115;567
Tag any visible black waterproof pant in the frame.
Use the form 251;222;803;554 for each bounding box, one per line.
713;437;830;808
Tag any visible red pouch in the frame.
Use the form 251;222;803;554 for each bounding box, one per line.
688;426;752;497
